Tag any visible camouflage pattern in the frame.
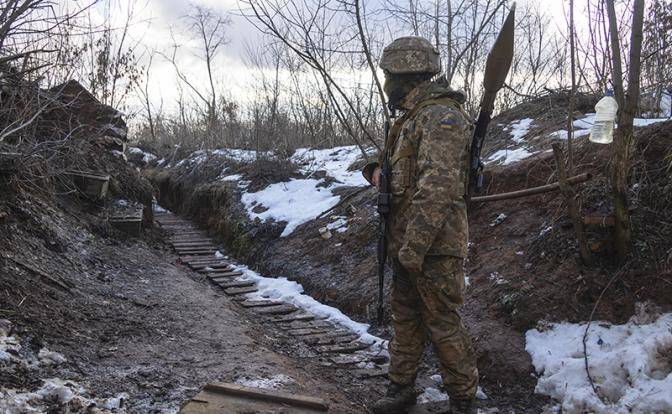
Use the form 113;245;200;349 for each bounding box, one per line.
379;37;441;75
383;79;472;266
377;78;478;401
389;256;478;400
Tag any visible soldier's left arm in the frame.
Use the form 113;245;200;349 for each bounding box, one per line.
398;106;469;273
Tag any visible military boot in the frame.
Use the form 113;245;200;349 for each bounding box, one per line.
372;382;417;414
449;398;477;414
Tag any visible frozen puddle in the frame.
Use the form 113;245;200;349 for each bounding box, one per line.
526;311;672;414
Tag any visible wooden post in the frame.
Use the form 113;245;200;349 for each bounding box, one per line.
552;143;592;265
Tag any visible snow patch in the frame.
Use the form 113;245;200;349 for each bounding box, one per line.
236;374;295;390
220;174;243;182
127;147;157;163
232;265;385;350
37;348;67;366
526;312;672;414
506;118;534;143
486;147;535;165
242;179;339;237
241;145;367;237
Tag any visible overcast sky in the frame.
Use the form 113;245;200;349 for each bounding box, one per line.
90;0;571;117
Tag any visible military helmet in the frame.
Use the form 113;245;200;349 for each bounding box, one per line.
379;36;441;75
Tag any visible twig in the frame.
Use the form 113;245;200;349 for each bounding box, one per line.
582;266;628;401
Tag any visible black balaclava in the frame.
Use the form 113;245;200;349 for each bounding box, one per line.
383;72;434;110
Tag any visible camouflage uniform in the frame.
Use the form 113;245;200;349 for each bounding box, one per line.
380;79;479;401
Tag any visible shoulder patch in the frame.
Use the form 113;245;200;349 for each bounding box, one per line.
439;111;462;130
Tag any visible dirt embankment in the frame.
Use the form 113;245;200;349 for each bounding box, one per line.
0;172;361;414
148;109;672;411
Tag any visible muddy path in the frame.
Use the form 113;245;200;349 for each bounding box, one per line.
0;198;365;413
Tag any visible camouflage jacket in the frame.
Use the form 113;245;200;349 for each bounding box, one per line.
382;80;472;272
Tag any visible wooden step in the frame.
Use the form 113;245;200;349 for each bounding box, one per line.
208;271;244;280
269;312;316;323
286;327;332;336
277;320;335;330
224;286;258;296
316;342;370;354
216;280;256;289
239;300;283;308
192;263;231;271
303;333;360;346
254;304;298;315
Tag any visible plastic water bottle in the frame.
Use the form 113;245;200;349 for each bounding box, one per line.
589;91;618;144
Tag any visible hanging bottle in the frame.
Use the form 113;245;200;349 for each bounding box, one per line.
589;90;618;144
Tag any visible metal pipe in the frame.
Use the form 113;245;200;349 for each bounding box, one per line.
470;173;593;203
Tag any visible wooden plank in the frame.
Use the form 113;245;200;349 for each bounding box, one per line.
269;312;316;323
207;271;244;279
301;331;359;345
253;304;298;315
216;280;255;289
202;382;328;412
353;367;389;379
175;249;217;255
239;300;283;308
182;257;222;264
224;286;258;296
329;354;374;365
277;320;334;330
192;263;231;271
170;242;217;249
316;342;370;354
286;327;332;336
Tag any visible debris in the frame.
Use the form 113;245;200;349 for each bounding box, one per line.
318;226;332;240
490;213;508;227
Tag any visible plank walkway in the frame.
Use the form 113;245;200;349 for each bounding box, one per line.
155;211;388;375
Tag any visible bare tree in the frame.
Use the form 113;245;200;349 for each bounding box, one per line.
606;0;646;261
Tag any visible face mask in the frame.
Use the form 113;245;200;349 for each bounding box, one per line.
383;74;430;110
384;77;411;109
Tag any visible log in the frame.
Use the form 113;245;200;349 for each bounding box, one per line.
471;173;592;203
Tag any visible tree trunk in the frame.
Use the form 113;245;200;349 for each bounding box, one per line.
606;0;645;261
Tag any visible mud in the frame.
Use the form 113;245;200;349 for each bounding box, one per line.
0;192;363;413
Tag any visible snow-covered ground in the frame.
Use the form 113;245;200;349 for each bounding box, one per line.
526;310;672;414
127;146;157;164
486;147;534;165
505;118;534;143
242;146;368;237
1;320;129;413
235;374;295;390
231;264;385;350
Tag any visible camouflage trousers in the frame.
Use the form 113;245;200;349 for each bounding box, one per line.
388;255;478;400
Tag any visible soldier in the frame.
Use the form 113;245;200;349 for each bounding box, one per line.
362;37;478;414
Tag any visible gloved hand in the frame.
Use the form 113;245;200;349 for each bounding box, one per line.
398;245;423;274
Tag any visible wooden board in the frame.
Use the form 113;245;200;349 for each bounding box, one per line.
269;312;316;323
253;304;298;315
316;342;370;354
239;300;283;308
286;327;331;336
224;286;258;296
208;272;244;280
179;382;328;414
216;280;256;289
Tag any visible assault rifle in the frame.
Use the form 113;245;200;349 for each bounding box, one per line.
469;4;516;195
376;114;392;326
